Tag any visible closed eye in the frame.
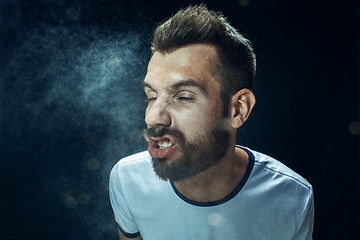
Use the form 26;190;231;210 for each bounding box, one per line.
174;91;195;103
176;96;193;101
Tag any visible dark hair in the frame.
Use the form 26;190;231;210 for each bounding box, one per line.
151;5;256;111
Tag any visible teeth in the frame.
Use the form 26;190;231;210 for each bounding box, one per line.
158;140;172;149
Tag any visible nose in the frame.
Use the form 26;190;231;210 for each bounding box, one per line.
145;98;171;128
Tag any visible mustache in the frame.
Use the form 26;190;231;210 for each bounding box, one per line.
143;126;184;142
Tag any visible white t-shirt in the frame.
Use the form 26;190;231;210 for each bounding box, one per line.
109;146;314;239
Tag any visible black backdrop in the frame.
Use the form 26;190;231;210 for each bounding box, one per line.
1;0;359;239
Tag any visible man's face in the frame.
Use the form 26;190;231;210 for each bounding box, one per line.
143;44;231;181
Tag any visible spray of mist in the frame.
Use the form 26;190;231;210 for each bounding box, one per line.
1;19;150;238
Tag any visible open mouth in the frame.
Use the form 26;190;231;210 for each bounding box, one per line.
146;136;176;159
157;139;173;149
146;135;174;148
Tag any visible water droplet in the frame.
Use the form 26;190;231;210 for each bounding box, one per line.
208;213;222;226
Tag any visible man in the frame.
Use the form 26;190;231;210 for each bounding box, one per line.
109;5;314;240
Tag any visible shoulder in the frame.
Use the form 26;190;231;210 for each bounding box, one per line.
111;151;151;172
110;151;154;184
238;147;314;236
109;150;168;203
241;146;314;213
115;150;151;166
241;146;312;192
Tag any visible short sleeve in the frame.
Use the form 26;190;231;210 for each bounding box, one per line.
293;186;315;240
109;163;140;237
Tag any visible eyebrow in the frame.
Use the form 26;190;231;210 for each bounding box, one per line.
142;79;208;95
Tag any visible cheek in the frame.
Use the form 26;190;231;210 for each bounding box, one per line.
176;107;221;137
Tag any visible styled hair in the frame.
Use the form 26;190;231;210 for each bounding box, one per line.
151;5;256;111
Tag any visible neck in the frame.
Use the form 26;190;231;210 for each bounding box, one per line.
173;146;249;203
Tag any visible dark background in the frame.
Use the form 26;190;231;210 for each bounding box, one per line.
0;0;358;239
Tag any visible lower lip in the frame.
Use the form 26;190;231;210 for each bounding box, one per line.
148;143;176;159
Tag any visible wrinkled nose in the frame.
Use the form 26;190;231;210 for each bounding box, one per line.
145;99;171;128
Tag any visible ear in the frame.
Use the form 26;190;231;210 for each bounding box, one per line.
229;89;256;129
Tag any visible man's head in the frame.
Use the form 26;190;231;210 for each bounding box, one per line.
143;5;256;182
151;4;256;112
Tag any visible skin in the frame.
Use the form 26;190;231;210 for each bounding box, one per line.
119;43;256;239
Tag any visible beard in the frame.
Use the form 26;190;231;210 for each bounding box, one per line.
143;120;231;182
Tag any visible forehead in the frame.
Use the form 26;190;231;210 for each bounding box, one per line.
144;44;220;91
